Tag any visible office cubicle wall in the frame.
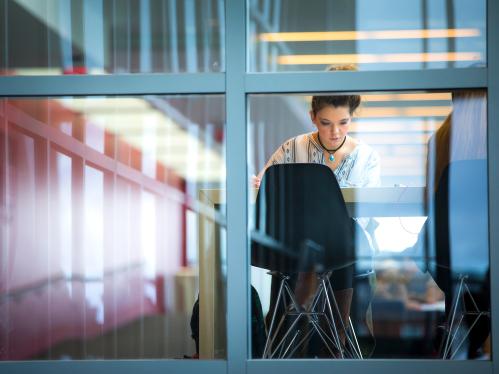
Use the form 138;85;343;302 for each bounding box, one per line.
0;0;498;373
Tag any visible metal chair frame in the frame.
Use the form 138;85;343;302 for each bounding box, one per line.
263;271;363;359
437;274;491;359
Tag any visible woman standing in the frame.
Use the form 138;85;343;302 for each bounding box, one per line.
253;64;380;358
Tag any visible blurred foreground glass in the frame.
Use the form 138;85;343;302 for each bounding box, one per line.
0;94;227;360
0;0;225;75
249;0;486;72
248;91;490;359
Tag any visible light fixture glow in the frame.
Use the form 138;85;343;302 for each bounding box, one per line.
260;28;481;42
360;93;452;101
357;106;452;118
278;52;482;65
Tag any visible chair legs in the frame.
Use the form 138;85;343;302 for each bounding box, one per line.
438;275;491;359
263;271;362;359
321;275;361;359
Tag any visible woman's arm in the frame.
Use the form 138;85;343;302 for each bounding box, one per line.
252;151;282;188
256;144;286;180
256;157;273;181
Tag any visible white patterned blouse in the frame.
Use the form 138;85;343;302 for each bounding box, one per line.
267;132;381;188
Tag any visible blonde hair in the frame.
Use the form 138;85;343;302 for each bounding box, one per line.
326;64;359;72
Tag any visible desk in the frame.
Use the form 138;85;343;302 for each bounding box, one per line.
198;187;424;359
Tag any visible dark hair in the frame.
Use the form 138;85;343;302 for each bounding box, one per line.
311;64;362;116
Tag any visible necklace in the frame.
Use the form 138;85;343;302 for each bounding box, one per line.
317;133;346;162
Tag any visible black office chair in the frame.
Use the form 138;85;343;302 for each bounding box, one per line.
427;160;490;359
250;164;368;359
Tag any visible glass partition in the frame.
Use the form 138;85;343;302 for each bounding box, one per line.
248;90;490;360
0;0;225;75
0;94;227;360
249;0;486;72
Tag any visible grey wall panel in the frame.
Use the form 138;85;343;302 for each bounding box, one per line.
0;74;225;96
225;0;249;373
0;360;227;374
488;0;499;370
245;69;488;94
248;359;493;374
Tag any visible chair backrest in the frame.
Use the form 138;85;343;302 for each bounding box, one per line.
250;163;357;273
431;159;489;280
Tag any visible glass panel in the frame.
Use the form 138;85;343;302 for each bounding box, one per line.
0;94;227;360
248;90;490;359
0;0;225;75
248;0;486;72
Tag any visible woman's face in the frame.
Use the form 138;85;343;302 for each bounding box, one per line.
310;105;351;149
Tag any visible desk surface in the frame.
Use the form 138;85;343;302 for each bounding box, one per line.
201;186;423;204
200;187;425;217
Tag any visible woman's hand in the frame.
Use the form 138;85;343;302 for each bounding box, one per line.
250;175;261;188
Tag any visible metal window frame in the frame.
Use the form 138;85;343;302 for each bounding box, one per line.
1;0;498;373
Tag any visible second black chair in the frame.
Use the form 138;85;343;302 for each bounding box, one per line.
429;160;490;359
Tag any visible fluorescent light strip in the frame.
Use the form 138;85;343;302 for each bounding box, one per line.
278;52;482;65
349;120;444;132
260;28;481;42
356;106;452;117
360;93;452;101
356;133;432;145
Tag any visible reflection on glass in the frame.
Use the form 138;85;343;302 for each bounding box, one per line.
249;0;486;72
84;166;105;325
55;151;72;280
0;94;226;360
248;90;489;360
0;0;225;75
